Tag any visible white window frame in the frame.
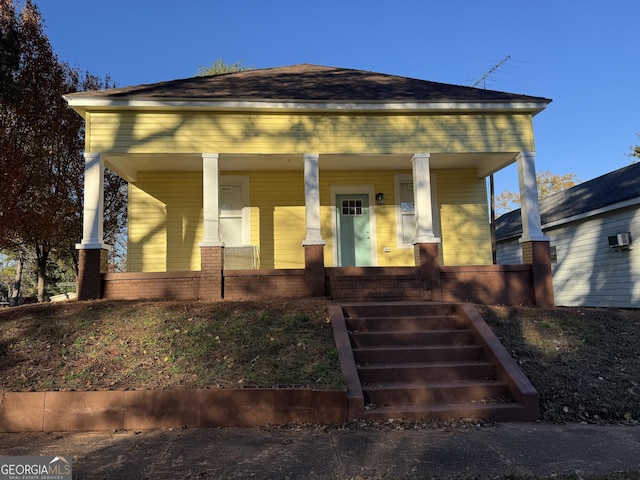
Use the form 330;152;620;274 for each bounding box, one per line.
219;175;251;246
394;173;440;249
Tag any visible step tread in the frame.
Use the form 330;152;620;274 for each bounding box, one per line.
365;400;518;410
357;360;495;370
354;344;483;352
346;317;468;331
362;379;508;390
357;361;497;383
353;345;486;364
362;402;523;419
349;330;474;347
349;328;472;334
347;316;459;322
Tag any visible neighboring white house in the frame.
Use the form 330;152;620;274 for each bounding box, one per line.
495;162;640;307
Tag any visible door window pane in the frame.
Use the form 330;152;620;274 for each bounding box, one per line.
341;199;363;216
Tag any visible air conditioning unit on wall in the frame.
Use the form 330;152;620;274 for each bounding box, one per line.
608;232;632;249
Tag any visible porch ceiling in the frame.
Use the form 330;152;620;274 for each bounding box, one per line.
104;152;517;182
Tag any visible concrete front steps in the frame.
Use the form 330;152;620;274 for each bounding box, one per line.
329;302;539;422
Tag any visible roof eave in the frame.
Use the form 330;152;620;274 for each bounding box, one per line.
63;96;550;116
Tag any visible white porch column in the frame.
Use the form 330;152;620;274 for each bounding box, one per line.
199;153;224;246
517;152;549;242
76;152;110;250
411;153;440;244
302;153;326;246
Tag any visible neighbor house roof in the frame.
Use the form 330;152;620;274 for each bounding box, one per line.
64;64;551;112
495;162;640;240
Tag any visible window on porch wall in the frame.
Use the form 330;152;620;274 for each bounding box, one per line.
219;184;244;246
398;181;416;246
394;173;440;250
219;178;258;269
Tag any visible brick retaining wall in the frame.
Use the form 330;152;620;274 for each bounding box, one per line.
0;388;347;432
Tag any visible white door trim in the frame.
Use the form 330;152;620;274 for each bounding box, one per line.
330;185;378;266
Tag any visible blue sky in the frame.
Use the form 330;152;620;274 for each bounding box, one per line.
37;0;639;195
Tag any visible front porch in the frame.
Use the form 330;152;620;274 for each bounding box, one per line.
76;150;554;308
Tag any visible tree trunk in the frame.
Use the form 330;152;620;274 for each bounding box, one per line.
36;247;48;302
9;253;23;306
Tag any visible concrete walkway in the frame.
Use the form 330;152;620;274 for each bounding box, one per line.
1;422;639;479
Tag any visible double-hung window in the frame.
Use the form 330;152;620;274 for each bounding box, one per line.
219;176;250;247
394;173;439;248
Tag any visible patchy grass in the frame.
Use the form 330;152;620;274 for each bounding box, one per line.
478;305;640;424
1;299;640;426
0;298;344;391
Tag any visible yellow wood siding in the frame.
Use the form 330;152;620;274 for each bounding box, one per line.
128;172;203;272
88;111;534;154
127;169;492;272
128;171;309;271
436;169;492;265
248;171;305;269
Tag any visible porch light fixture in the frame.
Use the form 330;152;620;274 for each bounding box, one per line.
376;192;384;206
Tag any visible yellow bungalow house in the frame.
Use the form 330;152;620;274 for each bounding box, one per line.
64;64;554;306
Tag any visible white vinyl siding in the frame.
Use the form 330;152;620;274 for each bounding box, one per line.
496;204;640;307
549;206;639;308
495;237;523;265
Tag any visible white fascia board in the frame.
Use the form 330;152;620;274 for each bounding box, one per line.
63;96;549;115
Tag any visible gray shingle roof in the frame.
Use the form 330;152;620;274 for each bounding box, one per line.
65;64;552;104
495;162;640;239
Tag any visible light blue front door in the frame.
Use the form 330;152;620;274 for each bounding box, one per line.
336;194;371;267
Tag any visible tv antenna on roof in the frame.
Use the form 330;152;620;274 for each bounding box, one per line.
472;55;511;89
474;54;512;263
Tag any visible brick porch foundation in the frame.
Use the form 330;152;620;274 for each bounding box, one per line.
414;242;442;301
521;240;554;308
304;244;326;297
77;249;108;300
199;246;224;300
93;244;552;307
